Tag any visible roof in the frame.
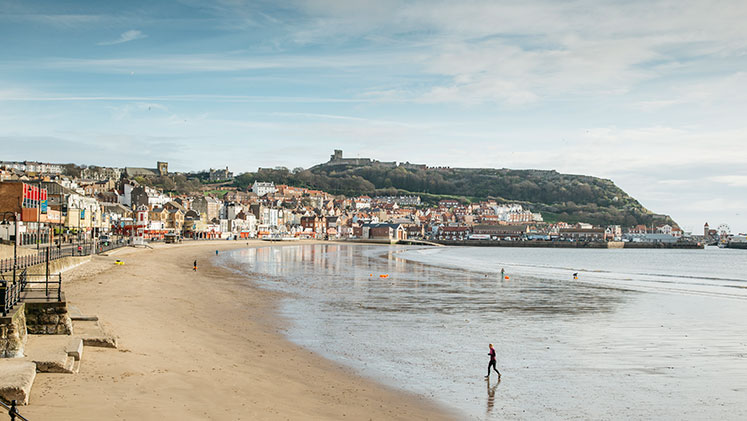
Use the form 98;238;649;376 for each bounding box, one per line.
125;167;158;177
472;224;529;233
363;223;403;229
440;226;471;232
101;202;130;214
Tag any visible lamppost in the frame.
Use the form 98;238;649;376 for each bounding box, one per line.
37;180;42;250
1;212;19;282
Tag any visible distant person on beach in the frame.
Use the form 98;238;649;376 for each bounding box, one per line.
193;260;198;271
486;344;501;378
500;268;505;279
573;272;578;280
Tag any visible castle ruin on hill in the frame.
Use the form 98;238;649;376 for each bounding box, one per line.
325;150;426;170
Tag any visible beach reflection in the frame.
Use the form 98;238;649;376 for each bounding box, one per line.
225;244;747;420
234;244;629;318
486;377;500;414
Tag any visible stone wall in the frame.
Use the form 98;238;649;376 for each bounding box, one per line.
24;255;90;277
24;302;72;335
0;305;28;358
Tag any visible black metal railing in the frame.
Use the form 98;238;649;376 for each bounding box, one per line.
1;270;62;317
0;239;130;274
23;273;62;302
1;269;27;317
1;399;29;421
0;238;130;316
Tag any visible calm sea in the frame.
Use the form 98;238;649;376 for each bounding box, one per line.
221;244;747;420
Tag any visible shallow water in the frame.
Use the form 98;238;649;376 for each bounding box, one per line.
222;245;747;420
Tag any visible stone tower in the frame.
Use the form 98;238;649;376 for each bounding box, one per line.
704;222;709;238
330;150;343;161
157;161;168;176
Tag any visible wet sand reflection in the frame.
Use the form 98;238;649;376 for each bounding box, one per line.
486;376;500;414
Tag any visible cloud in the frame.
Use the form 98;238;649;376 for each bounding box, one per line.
278;0;747;105
31;50;411;74
708;175;747;187
0;93;368;104
97;30;147;46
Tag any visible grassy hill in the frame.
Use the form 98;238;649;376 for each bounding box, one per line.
233;163;674;227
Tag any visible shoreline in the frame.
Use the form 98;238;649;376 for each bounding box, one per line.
21;240;454;420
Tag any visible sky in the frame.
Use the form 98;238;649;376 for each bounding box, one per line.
1;0;746;234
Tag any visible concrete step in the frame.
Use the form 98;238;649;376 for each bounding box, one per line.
72;320;118;349
0;360;36;405
66;337;83;361
67;304;99;321
81;336;118;348
23;335;76;373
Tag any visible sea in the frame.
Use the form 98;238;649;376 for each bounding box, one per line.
219;244;747;420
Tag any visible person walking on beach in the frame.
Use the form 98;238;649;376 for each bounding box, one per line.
193;260;198;271
500;268;505;279
486;344;501;378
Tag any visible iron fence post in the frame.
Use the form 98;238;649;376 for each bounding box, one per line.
1;280;6;317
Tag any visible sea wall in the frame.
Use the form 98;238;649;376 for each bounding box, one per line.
1;256;82;358
23;256;91;277
0;306;28;358
24;301;72;335
431;240;703;249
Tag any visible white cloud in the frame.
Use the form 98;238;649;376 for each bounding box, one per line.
282;0;747;104
33;50;413;74
97;30;147;46
708;175;747;187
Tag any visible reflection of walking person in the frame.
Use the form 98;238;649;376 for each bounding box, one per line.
193;260;198;271
485;344;501;378
486;376;499;413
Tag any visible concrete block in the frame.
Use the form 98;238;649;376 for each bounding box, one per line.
32;353;75;374
0;360;36;405
23;335;76;373
82;336;118;349
70;315;98;322
73;320;117;349
66;337;83;361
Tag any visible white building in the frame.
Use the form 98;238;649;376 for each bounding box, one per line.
119;181;137;207
354;196;372;210
230;213;257;237
0;161;63;175
146;186;170;208
252;181;277;197
657;224;673;235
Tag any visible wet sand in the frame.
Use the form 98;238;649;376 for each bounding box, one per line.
21;240;453;420
228;244;747;420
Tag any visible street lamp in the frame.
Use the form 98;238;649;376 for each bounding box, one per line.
1;212;19;282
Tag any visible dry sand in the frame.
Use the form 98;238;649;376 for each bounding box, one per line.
21;240;453;420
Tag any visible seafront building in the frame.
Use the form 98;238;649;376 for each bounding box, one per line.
0;159;695;245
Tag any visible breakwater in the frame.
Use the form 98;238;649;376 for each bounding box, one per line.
431;239;704;249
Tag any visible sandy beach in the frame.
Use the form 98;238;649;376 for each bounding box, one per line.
20;240;452;420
